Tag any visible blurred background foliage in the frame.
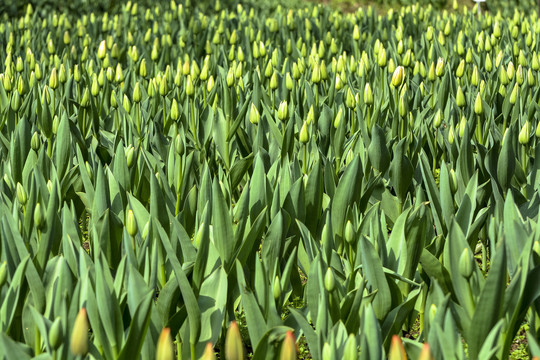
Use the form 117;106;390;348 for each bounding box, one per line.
1;0;540;18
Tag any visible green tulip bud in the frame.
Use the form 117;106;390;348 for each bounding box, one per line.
334;107;343;128
485;55;492;72
449;168;458;194
474;93;483;115
509;83;519;105
16;57;23;72
183;75;193;97
448;124;455;145
433;109;443;128
499;84;507;97
270;71;279;90
49;318;63;350
97;40;107;59
226;67;234;87
132;82;142;103
249;103;260;125
528;68;535;86
70;308;89;356
16;182;27;206
52;115;60;136
458;116;467;138
435;57;444;77
353;25;360;40
403;49;413;68
159;76;168;96
123;94;131;113
391;66;405;87
456;86;466;107
519;121;531;145
299;121;309;144
516;65;524;85
169;99;179;121
35;63;42;81
139;59;147;78
207;75;215;92
49;67;58;89
471;66;479;86
273;276;282;300
334;74;343;91
364;83;373;105
277;100;288;121
126;209;138;236
225;321;244;360
34;202;44;229
345;87;355;109
343;334;358;360
398;95;407;117
31;131;40;151
324;267;336;292
458;248;474;279
125;146;135;167
174;134;184;156
378;47;387;67
466;48;473;64
110;89;118;108
427;61;436;81
285;72;293;91
507;62;515;80
344;220;355;244
311;62;321;83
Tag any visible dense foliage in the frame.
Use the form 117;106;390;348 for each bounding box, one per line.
2;0;540;359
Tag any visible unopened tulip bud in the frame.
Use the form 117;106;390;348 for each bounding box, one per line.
364;83;373;105
277;101;288;121
427;62;436;81
378;47;387;67
519;121;531;145
126;146;135;167
334;107;343;128
456;86;466;108
343;334;358;360
280;331;297;360
70;308;89;356
474;93;483;115
471;66;479;86
433;109;443;128
270;71;278;90
324;267;336;292
507;62;515;80
97;40;107;59
201;343;216;360
299;121;309;144
435;57;444;77
123;94;131;113
273;275;282;300
126;209;138;236
389;335;407;360
49;317;63;350
249;103;260;125
156;328;174;360
458;248;474;279
225;321;244;360
391;66;405;87
49;68;58;89
207;75;215;92
509;83;519;105
16;182;27;206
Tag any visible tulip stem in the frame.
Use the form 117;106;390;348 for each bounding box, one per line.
190;343;196;360
303;144;307;174
476;115;482;145
433;131;438;174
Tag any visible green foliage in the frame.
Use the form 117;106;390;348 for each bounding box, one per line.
2;1;540;360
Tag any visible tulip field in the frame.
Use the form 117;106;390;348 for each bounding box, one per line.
3;0;540;359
